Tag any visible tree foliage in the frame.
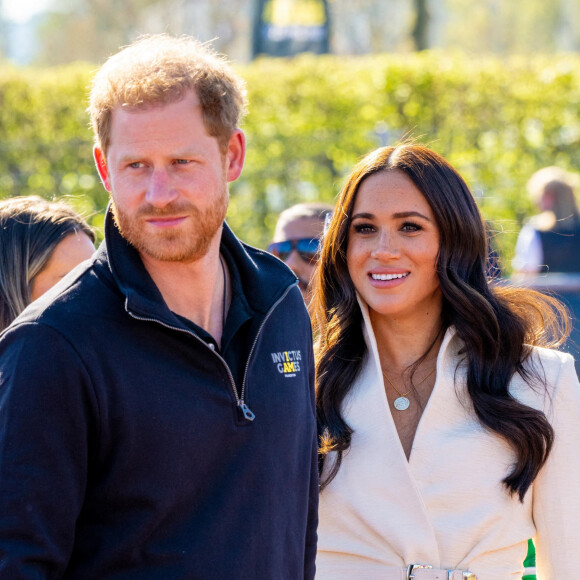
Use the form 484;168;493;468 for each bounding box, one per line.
36;0;165;66
444;0;564;54
1;52;580;269
16;0;579;67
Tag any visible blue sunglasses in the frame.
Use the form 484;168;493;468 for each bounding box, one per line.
267;238;320;264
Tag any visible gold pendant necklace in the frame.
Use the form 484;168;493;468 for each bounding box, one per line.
382;367;436;411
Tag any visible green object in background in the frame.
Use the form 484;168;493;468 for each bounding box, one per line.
522;538;536;579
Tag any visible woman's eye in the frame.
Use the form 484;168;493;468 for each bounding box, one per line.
401;222;422;232
353;223;375;234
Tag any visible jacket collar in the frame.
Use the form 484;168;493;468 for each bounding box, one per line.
99;206;297;327
355;292;461;377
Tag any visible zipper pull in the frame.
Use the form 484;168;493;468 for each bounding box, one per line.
238;400;255;421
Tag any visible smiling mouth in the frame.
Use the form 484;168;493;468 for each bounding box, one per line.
370;272;409;281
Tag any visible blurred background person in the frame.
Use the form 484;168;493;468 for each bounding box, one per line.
512;166;580;276
268;202;333;303
0;196;95;331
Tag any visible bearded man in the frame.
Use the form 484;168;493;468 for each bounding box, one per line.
0;35;318;579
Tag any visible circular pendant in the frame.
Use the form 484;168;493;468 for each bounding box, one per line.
393;396;410;411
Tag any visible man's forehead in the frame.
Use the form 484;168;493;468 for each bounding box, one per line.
112;89;201;117
104;91;216;159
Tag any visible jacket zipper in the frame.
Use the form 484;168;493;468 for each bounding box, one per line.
238;283;296;420
124;282;296;422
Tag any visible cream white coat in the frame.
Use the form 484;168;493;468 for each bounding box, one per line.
317;300;580;580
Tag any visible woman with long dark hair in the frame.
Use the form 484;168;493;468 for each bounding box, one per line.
312;144;579;579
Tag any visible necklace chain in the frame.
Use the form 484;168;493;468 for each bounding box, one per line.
381;371;411;398
381;366;436;410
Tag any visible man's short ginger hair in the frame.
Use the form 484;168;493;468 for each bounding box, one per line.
88;34;248;156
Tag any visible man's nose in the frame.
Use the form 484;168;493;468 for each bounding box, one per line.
284;248;304;272
145;169;179;207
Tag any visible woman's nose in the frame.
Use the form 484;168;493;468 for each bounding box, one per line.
370;230;400;259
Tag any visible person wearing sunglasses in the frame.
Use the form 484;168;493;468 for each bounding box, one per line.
268;202;334;303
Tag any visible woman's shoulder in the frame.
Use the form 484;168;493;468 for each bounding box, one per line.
512;346;579;413
525;344;575;374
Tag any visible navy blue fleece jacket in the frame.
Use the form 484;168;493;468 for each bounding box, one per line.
0;212;318;579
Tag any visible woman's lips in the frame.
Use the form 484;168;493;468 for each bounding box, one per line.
370;272;409;281
368;271;409;287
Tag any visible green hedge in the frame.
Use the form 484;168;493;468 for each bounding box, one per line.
0;64;108;231
2;52;580;267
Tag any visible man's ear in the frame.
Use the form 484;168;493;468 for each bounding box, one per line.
225;129;246;183
94;146;112;192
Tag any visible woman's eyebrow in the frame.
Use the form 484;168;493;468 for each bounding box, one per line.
392;210;431;221
351;212;375;220
351;210;431;221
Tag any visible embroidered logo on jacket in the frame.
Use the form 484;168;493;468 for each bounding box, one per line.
270;350;302;377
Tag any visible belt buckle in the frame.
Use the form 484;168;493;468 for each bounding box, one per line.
452;572;478;580
407;564;433;579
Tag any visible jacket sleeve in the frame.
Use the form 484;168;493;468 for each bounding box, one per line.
304;334;319;580
0;322;97;578
533;353;580;577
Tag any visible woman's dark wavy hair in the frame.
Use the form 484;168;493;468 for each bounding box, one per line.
312;144;569;500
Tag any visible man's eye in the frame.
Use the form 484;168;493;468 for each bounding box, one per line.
175;159;191;165
128;162;143;169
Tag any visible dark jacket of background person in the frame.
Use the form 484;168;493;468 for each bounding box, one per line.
0;210;318;579
537;221;580;273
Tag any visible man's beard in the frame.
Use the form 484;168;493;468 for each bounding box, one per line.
111;188;229;263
